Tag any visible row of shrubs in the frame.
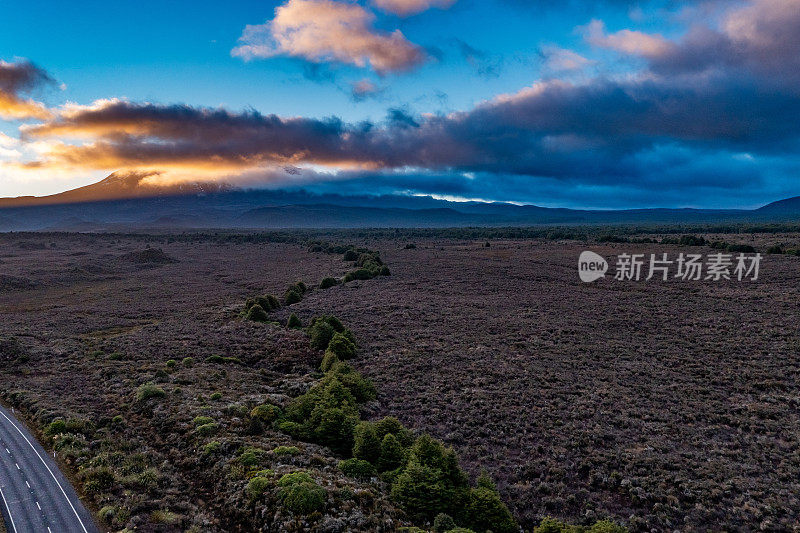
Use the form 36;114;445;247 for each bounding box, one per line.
243;281;308;321
308;242;391;282
266;313;518;532
599;234;760;253
242;245;390;324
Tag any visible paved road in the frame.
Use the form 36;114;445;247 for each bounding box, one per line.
0;405;97;533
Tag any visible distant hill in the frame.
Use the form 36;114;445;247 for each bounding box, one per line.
237;204;497;228
756;196;800;215
1;173;799;231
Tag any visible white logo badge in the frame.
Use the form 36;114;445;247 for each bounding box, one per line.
578;251;608;282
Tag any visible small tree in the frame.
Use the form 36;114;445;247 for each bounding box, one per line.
352;422;381;464
287;313;302;328
246;304;269;322
326;332;356;360
320;277;339;289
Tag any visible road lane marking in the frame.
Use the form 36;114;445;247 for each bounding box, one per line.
0;410;90;533
14;464;19;470
36;501;40;510
0;484;19;533
25;481;29;488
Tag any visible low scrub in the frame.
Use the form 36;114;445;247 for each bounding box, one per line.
135;383;166;402
277;472;326;515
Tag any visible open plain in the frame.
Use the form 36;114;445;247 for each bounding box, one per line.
1;231;799;531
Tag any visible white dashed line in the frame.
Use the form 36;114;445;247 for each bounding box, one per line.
25;481;30;488
36;501;41;510
15;463;19;470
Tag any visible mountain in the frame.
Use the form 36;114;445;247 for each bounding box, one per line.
756;196;800;215
1;173;799;231
0;171;232;208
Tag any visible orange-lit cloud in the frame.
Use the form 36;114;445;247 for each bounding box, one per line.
232;0;426;73
371;0;456;16
0;60;54;120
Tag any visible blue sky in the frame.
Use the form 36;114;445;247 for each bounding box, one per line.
1;0;799;208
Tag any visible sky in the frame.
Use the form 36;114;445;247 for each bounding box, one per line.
0;0;799;209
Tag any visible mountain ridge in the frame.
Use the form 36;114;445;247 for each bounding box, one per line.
1;173;799;231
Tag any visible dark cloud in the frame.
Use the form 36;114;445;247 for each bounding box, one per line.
23;65;800;194
0;59;56;120
0;59;54;95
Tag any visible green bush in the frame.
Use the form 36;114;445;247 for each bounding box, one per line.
375;416;414;447
238;446;267;468
766;245;784;254
353;422;381;464
247;476;272;500
588;520;628;533
251;404;281;424
98;505;116;523
466;485;517;533
45;419;67;436
246;304;269;322
339;458;376;480
320;350;339;372
82;466;115;493
193;416;214;426
320;277;339;289
311;406;358;454
324;363;376;403
245;295;280;312
284;288;302;305
326;332;356;360
314;315;345;332
533;517;626;533
209;392;223;401
277;472;326;514
309;321;336;350
433;513;457;532
343;249;359;261
287;313;302;328
380;265;391;276
379;433;408;473
165;359;176;369
391;459;458;523
343;268;374;282
289;281;307;294
273;445;301;456
136;383;166;402
182;357;194;367
195;422;219;436
390;435;470;522
202;441;221;455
